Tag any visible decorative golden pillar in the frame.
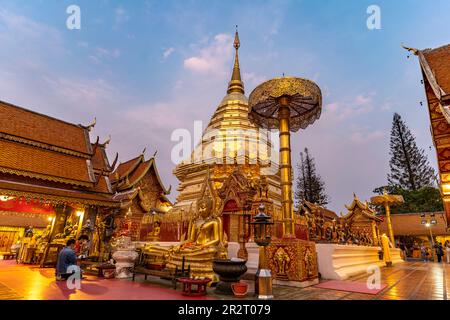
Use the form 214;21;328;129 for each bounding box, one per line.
248;77;322;238
370;190;404;247
371;220;379;246
278;98;294;236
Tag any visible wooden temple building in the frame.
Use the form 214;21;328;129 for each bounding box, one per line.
404;43;450;228
0;100;170;261
110;153;172;242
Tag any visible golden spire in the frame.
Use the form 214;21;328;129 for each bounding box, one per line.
227;25;244;94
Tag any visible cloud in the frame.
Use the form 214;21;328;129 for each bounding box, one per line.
243;72;267;89
89;47;121;64
323;92;376;122
355;94;372;106
184;34;233;75
349;129;384;143
115;6;130;25
163;47;174;59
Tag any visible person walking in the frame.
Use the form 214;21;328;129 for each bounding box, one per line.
435;242;444;263
399;242;407;261
446;241;450;264
420;243;427;262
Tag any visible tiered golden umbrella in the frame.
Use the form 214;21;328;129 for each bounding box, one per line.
248;77;322;237
370;190;404;246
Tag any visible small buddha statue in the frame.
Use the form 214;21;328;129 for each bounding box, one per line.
145;196;227;279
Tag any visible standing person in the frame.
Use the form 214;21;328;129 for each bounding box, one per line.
435;242;444;263
420;243;427;262
399;242;407;261
425;246;431;262
446;241;450;264
381;233;392;267
56;239;78;280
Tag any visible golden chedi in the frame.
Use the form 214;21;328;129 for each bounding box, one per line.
167;28;283;245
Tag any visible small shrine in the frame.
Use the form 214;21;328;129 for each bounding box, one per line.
341;194;383;246
110;152;172;242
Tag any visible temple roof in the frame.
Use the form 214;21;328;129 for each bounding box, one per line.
0;99;119;206
403;43;450;108
299;201;339;220
0;180;118;207
0;137;93;186
0;100;92;155
405;43;450;228
91;143;114;173
421;44;450;99
342;194;382;222
110;155;170;195
110;154;144;183
379;212;448;236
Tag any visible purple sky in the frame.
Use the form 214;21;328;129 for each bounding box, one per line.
1;1;449;213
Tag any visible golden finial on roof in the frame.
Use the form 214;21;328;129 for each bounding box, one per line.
102;135;111;146
401;44;419;56
227;25;244;94
81;117;96;131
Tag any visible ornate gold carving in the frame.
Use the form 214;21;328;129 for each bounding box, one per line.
0;187;119;207
248;77;322;132
0;166;93;187
273;247;290;279
267;238;318;282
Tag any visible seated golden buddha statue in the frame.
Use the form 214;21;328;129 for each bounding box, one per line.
144;196;227;280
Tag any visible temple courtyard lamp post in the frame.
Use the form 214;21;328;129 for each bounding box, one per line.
251;203;274;299
248;77;322;238
421;213;437;261
370;190;404;247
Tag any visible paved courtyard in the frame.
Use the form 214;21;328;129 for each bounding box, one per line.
0;260;449;300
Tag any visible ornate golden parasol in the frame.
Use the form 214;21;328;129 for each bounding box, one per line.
370;190;404;246
248;77;322;237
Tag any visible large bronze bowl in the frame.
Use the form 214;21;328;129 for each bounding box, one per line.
213;259;248;295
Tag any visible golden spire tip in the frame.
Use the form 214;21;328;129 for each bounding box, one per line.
227;25;244;94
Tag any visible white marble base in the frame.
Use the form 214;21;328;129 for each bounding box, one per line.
390;248;404;265
316;244;405;280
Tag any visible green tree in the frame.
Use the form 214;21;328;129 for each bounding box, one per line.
295;148;329;207
372;185;443;214
388;113;436;190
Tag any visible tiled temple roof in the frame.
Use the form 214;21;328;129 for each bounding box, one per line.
91;144;109;172
421;44;450;98
110;155;144;183
379;212;448;236
0;100;92;155
0;100;118;206
0;139;92;186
